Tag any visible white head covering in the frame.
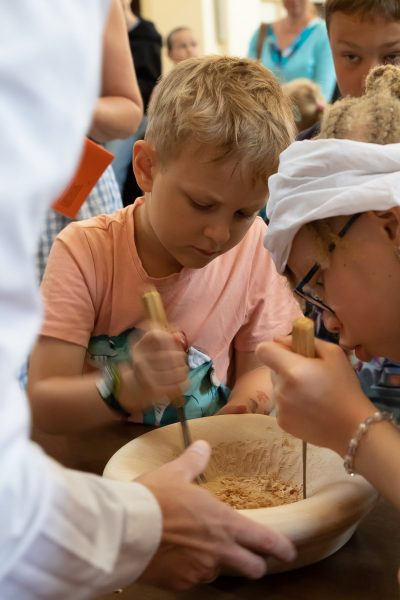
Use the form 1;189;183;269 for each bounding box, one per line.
265;139;400;273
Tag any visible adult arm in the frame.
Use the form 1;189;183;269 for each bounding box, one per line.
88;0;143;142
257;337;400;511
0;1;161;596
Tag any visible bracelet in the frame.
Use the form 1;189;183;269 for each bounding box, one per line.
96;362;131;418
344;411;397;476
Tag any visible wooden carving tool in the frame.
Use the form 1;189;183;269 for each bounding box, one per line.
143;287;206;483
292;316;315;500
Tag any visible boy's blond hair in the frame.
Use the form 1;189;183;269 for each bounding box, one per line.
146;55;295;182
325;0;400;30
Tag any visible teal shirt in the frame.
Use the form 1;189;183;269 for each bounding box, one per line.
248;19;336;102
87;329;230;426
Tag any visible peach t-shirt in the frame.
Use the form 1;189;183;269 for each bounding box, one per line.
41;202;300;386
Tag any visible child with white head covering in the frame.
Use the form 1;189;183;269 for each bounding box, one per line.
257;65;400;515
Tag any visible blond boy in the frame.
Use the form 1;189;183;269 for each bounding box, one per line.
28;56;300;434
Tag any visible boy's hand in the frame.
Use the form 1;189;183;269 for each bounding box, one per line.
216;364;274;416
119;329;189;413
137;440;297;590
216;391;271;416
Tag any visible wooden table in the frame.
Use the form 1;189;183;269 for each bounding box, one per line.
32;422;400;600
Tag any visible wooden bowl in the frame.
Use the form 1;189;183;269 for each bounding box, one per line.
103;414;378;573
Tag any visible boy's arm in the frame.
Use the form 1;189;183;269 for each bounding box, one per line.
28;329;190;434
217;350;274;415
28;336;123;433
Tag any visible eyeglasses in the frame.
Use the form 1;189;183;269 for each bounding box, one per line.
294;213;362;315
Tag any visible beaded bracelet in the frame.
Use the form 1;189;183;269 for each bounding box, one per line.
344;411;397;476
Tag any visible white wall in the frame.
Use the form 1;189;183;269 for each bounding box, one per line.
141;0;206;71
223;0;283;57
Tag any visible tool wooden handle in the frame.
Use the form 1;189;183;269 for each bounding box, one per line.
292;316;314;501
292;316;315;358
143;288;169;330
142;287;184;408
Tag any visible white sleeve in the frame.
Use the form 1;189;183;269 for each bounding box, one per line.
1;413;162;599
0;2;162;598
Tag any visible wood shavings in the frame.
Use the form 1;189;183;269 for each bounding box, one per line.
202;474;302;509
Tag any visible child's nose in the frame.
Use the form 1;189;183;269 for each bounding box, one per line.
203;221;230;245
322;310;341;335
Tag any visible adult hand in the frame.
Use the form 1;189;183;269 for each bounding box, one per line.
256;336;375;456
137;440;296;591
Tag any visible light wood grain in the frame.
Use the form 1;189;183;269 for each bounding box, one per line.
104;414;378;574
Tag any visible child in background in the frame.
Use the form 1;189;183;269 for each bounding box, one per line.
298;0;400;139
166;26;201;64
326;0;400;98
28;55;300;435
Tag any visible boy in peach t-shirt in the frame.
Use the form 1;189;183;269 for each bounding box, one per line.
28;56;301;432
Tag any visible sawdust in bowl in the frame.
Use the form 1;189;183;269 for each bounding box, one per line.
201;438;302;509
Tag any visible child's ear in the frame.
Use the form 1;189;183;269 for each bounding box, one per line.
132;140;156;193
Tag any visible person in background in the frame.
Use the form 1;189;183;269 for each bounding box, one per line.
298;0;400;139
123;0;162;111
1;2;296;597
248;0;336;102
167;26;201;64
28;56;300;437
257;65;400;517
107;0;162;204
37;0;143;281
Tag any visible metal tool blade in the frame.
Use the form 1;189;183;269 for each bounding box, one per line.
176;406;192;449
176;406;206;484
302;441;307;500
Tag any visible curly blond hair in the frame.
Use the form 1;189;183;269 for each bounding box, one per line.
300;65;400;263
319;65;400;143
145;55;295;183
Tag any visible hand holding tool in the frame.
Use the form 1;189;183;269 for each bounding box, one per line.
143;287;207;483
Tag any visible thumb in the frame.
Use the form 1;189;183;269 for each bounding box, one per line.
171;439;211;483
